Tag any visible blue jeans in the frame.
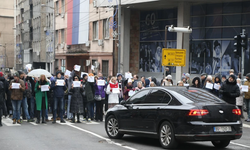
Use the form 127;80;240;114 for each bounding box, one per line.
67;95;73;119
53;97;64;121
29;96;35;119
87;101;94;119
245;99;250;119
22;97;30;120
11;100;22;120
40;109;48;120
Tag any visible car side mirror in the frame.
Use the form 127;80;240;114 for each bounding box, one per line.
120;100;126;105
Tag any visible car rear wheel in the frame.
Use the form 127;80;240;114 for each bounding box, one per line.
211;140;230;148
159;121;178;149
105;115;124;139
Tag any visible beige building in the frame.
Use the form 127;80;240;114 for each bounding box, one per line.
0;1;15;70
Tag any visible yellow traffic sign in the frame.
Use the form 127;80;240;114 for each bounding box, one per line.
162;49;186;66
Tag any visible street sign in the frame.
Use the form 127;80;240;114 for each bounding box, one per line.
162;49;186;66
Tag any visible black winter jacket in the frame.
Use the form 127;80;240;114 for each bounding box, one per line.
219;79;240;105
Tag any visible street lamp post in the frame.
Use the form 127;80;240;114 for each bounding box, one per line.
41;4;55;73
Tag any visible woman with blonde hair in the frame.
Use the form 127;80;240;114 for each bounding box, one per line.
34;74;50;124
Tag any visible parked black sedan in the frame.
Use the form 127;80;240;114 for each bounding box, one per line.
105;87;242;149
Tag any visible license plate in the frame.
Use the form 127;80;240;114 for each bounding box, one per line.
214;126;232;132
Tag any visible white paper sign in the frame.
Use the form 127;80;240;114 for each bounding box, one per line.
74;65;81;72
12;83;20;89
91;65;95;70
57;80;64;86
184;84;189;87
26;64;32;70
97;80;105;86
214;84;220;90
242;85;249;92
112;88;120;94
65;70;71;77
128;90;135;96
81;72;88;78
88;76;95;82
125;72;132;79
73;81;81;87
41;85;49;92
205;83;213;90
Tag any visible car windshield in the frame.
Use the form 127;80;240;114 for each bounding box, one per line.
168;88;225;103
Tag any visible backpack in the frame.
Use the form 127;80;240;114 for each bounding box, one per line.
26;80;32;98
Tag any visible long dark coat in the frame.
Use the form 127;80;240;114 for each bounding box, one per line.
70;87;84;113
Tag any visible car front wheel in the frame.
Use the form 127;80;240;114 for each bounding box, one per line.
159;121;178;149
211;140;230;148
105;115;124;139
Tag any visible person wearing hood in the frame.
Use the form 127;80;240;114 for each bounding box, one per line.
106;77;120;109
213;75;222;97
192;77;201;88
221;75;227;83
162;75;173;86
203;75;214;94
123;78;134;100
70;75;84;123
94;73;106;122
50;71;67;123
219;74;240;105
243;73;250;122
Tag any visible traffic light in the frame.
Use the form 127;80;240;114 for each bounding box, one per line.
234;35;241;56
241;33;248;49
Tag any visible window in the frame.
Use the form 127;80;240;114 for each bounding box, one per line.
102;60;109;77
61;59;65;72
93;21;99;40
61;0;65;13
103;19;109;38
128;90;150;104
143;90;171;104
61;29;64;43
56;1;58;14
55;30;58;44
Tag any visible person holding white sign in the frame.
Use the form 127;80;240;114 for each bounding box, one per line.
9;72;25;124
106;77;120;109
213;76;222;97
34;74;50;124
123;79;134;100
203;76;214;94
219;74;240;105
50;71;67;124
70;75;84;123
243;73;250;122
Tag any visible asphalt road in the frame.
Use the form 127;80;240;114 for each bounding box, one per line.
1;114;250;150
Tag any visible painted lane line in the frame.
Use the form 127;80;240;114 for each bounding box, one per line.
243;123;250;128
29;122;38;126
231;142;250;149
67;124;137;150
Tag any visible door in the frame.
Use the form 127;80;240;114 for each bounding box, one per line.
138;89;172;132
118;89;150;130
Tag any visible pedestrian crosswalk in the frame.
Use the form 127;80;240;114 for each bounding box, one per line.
1;117;102;127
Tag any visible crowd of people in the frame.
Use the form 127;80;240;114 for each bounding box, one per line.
0;66;250;127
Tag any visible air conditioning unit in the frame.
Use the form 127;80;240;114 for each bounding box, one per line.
95;61;100;68
93;0;97;8
61;43;64;49
61;13;65;18
98;39;103;46
44;27;47;32
85;41;90;47
86;60;91;66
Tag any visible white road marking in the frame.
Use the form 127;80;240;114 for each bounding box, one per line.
2;118;21;126
67;124;137;150
231;142;250;149
243;123;250;128
29;122;38;126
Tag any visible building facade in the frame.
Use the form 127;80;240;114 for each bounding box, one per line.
0;0;15;71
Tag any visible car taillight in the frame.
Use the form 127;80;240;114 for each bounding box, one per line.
188;109;209;116
232;109;241;115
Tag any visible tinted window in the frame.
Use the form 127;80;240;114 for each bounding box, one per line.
128;90;150;104
143;90;171;104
